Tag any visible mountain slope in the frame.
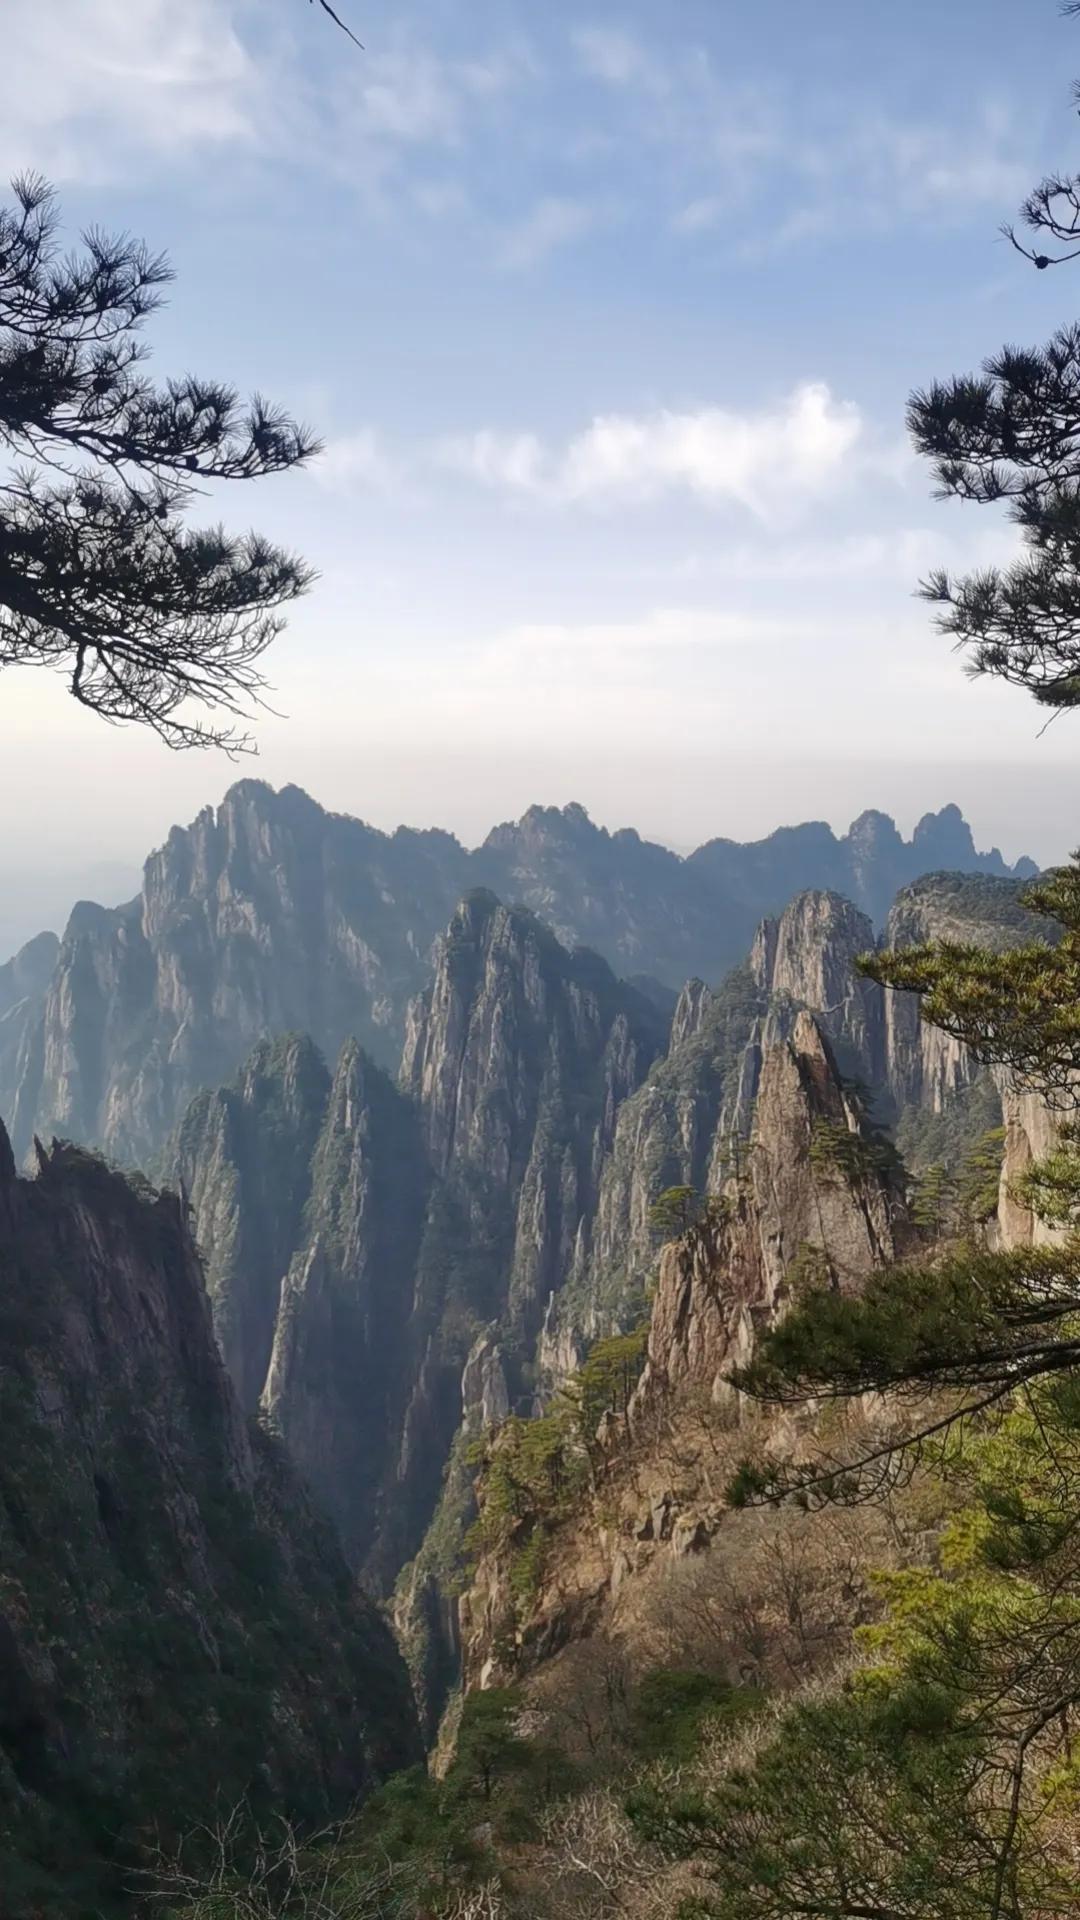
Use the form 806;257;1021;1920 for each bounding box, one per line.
0;1126;419;1918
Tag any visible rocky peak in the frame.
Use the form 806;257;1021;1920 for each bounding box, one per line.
881;872;1049;1112
670;977;714;1052
401;893;661;1185
847;807;904;858
912;802;977;869
750;891;883;1087
483;801;601;856
0;930;59;1020
3;784;475;1165
462;1332;512;1434
1;787;1039;1171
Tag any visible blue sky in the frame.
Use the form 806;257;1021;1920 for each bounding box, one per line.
2;0;1080;949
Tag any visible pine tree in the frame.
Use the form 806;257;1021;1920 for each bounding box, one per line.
0;176;317;749
909;8;1080;714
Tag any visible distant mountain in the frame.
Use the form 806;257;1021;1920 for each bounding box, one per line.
0;782;1035;1166
686;801;1037;930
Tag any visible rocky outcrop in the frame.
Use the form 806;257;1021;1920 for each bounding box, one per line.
882;873;1049;1113
634;1011;900;1413
402;891;667;1340
750;891;883;1087
1;787;1034;1169
669;978;713;1052
261;1040;430;1579
534;968;766;1378
0;1126;419;1916
172;1033;332;1408
173;1033;429;1582
995;1086;1067;1251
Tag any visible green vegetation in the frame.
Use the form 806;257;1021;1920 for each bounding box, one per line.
628;1671;759;1763
0;177;315;750
464;1325;648;1616
648;1184;706;1236
0;1149;417;1918
808;1116;901;1187
896;1079;1007;1237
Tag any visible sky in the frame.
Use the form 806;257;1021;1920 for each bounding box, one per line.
2;0;1080;953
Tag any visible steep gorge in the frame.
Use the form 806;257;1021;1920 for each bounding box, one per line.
172;893;667;1600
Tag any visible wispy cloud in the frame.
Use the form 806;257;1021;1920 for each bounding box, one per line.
313;429;398;493
0;0;256;181
571;20;1029;248
571;27;651;87
499;195;605;269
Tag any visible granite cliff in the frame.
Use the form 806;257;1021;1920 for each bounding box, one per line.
171;894;667;1606
460;1008;909;1691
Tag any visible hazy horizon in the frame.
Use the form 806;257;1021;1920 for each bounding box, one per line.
0;767;1058;963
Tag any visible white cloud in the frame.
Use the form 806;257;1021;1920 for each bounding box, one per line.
499;195;604;269
441;383;864;517
0;0;256;180
0;3;535;210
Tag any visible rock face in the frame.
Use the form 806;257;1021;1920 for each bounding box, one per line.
459;1011;908;1693
4;782;474;1166
541;966;766;1372
995;1087;1066;1251
0;932;59;1160
634;1011;900;1415
173;896;667;1604
0;1127;419;1917
173;1033;332;1408
881;873;1050;1113
750;891;883;1088
0;786;1034;1169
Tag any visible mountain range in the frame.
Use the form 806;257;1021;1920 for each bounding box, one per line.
0;779;1051;1898
0;782;1034;1169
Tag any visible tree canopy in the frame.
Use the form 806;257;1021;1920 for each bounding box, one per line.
0;176;317;749
910;5;1080;715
